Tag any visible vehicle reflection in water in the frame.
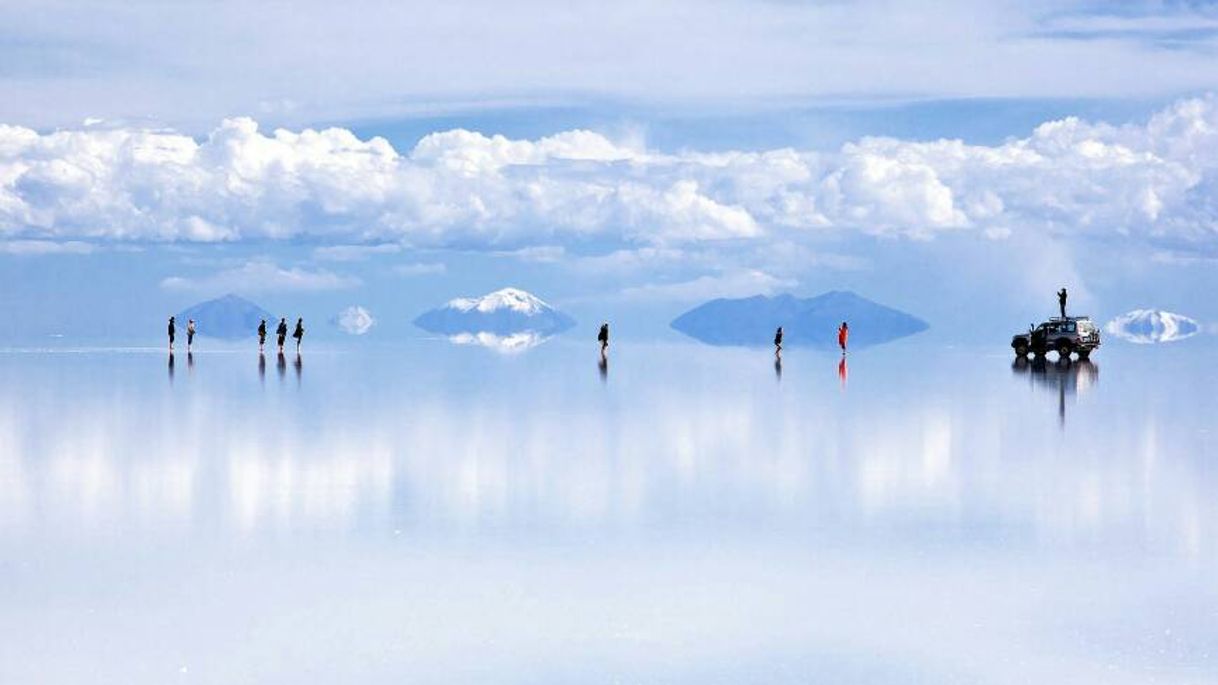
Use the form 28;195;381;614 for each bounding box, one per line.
1012;356;1098;426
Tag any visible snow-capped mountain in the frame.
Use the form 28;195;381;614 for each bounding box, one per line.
1105;309;1199;344
448;288;548;315
414;288;576;337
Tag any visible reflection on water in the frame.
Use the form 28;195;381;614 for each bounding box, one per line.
0;344;1214;683
1012;356;1099;426
449;330;550;353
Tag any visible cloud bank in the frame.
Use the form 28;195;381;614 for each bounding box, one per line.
3;95;1218;255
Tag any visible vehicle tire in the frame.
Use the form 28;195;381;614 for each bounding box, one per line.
1077;350;1090;361
1055;339;1073;360
1014;343;1028;357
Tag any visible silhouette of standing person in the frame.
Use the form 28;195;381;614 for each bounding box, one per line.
257;319;267;353
837;321;849;354
1057;288;1068;319
187;319;196;351
774;326;783;356
293;318;304;353
276;318;288;354
167;316;176;351
598;323;609;357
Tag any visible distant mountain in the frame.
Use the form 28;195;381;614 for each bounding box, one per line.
671;291;928;348
1105;309;1199;344
177;294;273;340
413;288;576;336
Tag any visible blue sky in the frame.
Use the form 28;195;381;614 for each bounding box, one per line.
2;0;1218;344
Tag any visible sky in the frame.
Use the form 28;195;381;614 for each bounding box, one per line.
2;0;1218;344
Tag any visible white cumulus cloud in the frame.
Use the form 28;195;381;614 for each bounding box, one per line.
333;305;375;335
3;95;1218;254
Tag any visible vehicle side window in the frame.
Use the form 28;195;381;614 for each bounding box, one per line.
1066;322;1076;332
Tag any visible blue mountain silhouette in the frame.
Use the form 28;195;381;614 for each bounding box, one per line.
177;294;273;339
671;291;927;348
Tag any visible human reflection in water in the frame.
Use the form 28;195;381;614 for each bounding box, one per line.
598;354;608;383
277;352;286;380
1012;356;1098;427
187;351;194;374
774;355;782;381
294;353;302;385
838;355;848;390
258;353;266;385
167;352;175;383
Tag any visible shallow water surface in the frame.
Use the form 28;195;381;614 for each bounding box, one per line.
0;341;1215;683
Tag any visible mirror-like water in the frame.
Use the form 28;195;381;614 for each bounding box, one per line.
1;341;1215;683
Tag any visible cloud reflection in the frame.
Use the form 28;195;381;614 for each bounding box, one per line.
0;348;1211;561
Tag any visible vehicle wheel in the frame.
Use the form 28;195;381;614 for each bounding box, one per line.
1014;343;1028;357
1077;350;1090;361
1055;339;1073;360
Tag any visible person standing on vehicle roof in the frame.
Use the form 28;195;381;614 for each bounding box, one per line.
1058;288;1068;319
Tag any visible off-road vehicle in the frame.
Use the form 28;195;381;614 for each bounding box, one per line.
1011;316;1100;360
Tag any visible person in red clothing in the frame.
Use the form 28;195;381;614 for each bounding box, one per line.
837;321;849;353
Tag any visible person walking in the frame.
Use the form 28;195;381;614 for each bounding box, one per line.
773;326;783;356
837;321;849;354
186;319;196;351
293;318;305;353
257;319;267;353
167;316;176;351
276;317;288;354
597;323;609;357
1057;288;1068;319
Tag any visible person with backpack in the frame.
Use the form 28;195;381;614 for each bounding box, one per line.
293;318;305;353
837;321;849;354
597;323;609;357
276;318;288;354
167;316;176;351
257;319;267;353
